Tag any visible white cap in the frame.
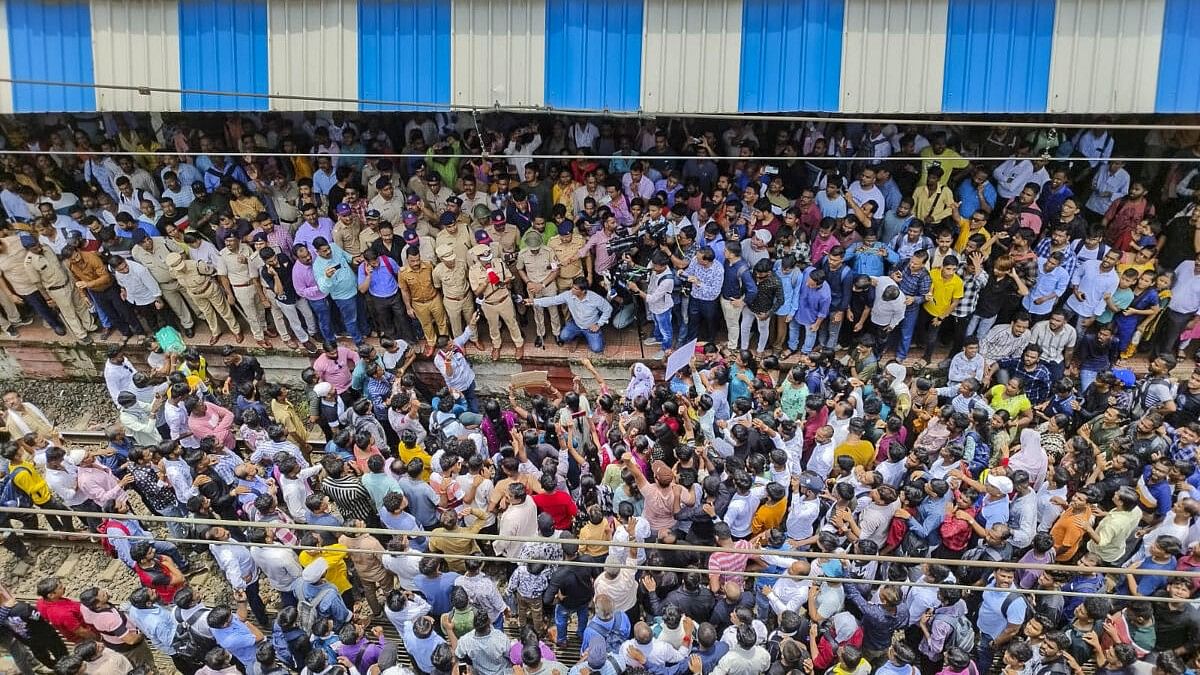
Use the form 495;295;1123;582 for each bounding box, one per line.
986;474;1014;494
301;557;329;582
754;229;772;245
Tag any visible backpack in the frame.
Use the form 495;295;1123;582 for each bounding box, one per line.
172;607;215;663
1000;593;1030;625
0;466;32;509
1132;376;1176;417
935;612;977;653
296;584;336;634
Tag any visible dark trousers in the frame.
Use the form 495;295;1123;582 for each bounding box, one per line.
91;285;142;337
1155;308;1193;357
244;579;270;626
367;292;414;342
685;297;718;343
132;302;166;333
20;292;63;331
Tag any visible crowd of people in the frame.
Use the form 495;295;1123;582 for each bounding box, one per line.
0;112;1198;675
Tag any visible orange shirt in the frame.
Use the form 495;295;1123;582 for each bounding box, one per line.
1050;509;1091;560
67;250;113;292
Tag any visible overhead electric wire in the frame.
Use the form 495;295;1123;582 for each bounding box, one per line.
4;76;1200;130
2;147;1198;164
1;505;1192;584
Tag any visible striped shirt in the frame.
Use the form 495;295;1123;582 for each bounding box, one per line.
708;539;753;586
1028;320;1077;365
320;475;377;523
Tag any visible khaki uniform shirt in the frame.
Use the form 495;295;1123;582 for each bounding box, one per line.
435;227;473;268
131;238;185;286
516;247;556;288
468;263;514;304
0;237;40;295
219;245;258;287
24;248;70;290
175;259;221;296
397;262;439;303
432;262;470;301
549;234;585;280
333;220;364;256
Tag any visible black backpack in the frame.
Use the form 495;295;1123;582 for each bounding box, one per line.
171;607;215;663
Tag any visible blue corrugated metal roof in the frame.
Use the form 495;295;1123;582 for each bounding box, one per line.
7;0;95;112
178;0;269;111
359;0;451;110
544;0;643;111
942;0;1055;113
738;0;844;113
1156;0;1200;113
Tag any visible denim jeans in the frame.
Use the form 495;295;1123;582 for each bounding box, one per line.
819;313;843;349
1080;368;1099;393
787;319;820;353
967;313;998;341
332;296;364;345
560;319;604;352
652;310;673;351
20;292;64;332
895;305;920;359
307;296;337;343
462;382;480;414
555;604;589;646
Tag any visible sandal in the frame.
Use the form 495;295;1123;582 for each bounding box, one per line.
780;349;796;360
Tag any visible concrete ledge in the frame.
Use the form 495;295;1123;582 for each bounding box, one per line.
0;326;641;396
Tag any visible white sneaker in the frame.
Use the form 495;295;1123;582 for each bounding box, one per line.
642;337;660;345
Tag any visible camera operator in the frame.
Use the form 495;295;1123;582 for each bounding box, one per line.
627;251;676;356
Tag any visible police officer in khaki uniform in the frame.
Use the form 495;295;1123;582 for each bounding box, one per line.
218;234;270;346
129;231;196;338
398;247;449;356
467;244;524;360
548;221;585;335
516;228;560;348
332;204;365;256
165;251;243;345
434;213;475;270
20;234;96;342
358;209;383;253
432;244;478;347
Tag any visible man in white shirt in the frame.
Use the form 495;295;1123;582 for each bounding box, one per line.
247;527;303;606
947;337;986;385
993;157;1035;200
205;525;269;626
849;167;887;214
1065;250;1120;330
1085;160;1130;217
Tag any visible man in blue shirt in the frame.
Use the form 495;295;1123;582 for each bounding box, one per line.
1022;252;1069;317
529;277;613;353
957;166;998;219
719;244;757;351
820;248;855;350
357;248;409;344
207;605;265;671
289;558;351;630
975;568;1029;674
311;236;363;345
788;267;830;356
844;230;899;276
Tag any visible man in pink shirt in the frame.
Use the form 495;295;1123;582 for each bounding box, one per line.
313;341;359;396
185;398;235;450
75;451;132;507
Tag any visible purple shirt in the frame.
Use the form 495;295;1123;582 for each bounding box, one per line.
293;217;334;252
291;259;327;301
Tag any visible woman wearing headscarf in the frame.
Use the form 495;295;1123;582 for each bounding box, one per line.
626;363;654;403
884;362;912;420
810;611;864;671
1008;428;1049;490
